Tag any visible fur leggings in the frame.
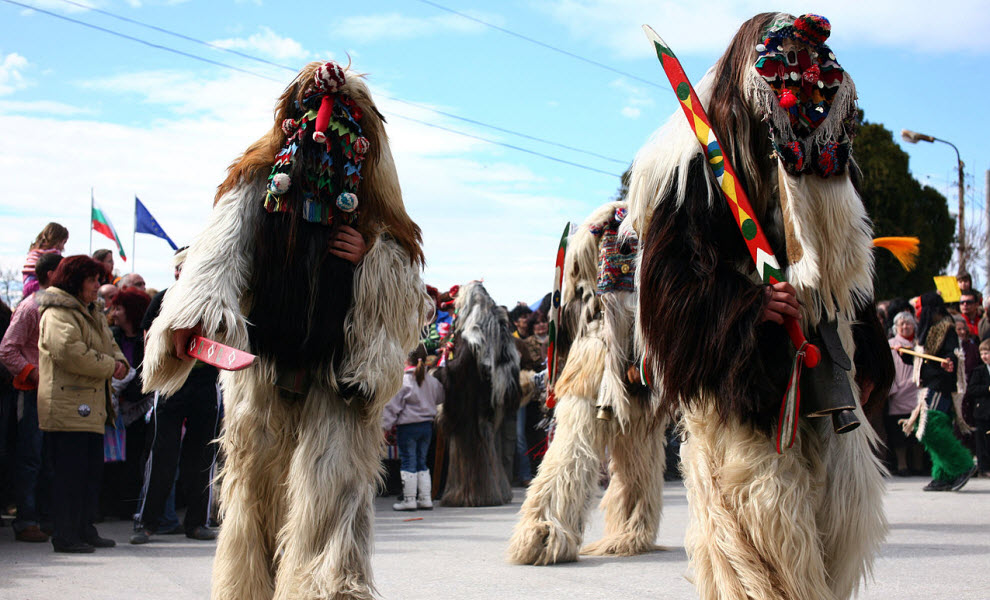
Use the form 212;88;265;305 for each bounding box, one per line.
210;370;383;600
680;404;887;600
507;388;666;565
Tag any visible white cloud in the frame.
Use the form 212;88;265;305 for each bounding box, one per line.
0;53;29;96
540;0;990;57
0;99;94;115
330;12;498;41
0;68;603;305
211;27;309;61
610;78;653;120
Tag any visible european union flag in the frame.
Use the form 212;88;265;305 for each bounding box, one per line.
134;196;178;250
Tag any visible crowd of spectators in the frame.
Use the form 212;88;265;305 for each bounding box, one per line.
0;223;218;553
877;272;989;490
3;220;987;553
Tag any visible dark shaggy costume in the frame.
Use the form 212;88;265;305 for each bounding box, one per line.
142;62;426;600
439;281;520;506
628;13;892;600
508;202;668;565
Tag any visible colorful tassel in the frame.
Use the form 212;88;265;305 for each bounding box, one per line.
873;236;920;271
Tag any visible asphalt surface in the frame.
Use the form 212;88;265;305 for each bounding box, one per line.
1;475;988;599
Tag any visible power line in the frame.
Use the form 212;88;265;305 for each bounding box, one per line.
414;0;666;91
1;0;283;82
1;0;622;177
389;111;620;177
2;0;624;177
42;0;627;165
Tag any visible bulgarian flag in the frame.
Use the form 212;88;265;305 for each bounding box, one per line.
91;197;127;261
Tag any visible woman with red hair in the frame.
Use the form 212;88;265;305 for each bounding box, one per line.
102;288;152;520
36;255;128;553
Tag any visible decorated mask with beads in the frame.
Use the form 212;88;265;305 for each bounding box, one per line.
750;14;857;177
590;206;638;295
263;61;371;225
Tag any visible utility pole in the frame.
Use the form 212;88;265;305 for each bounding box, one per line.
958;158;966;273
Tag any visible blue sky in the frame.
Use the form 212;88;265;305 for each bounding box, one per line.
1;0;988;304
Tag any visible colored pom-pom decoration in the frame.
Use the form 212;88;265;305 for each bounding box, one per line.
269;173;291;195
614;206;628;222
313;131;327;144
779;89;798;109
281;119;297;135
793;14;831;47
315;62;346;93
336;192;358;213
354;137;370;156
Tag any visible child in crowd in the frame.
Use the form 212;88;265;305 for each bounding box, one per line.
964;338;990;478
382;345;444;511
23;223;68;297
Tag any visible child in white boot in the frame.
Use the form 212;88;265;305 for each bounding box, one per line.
383;345;444;510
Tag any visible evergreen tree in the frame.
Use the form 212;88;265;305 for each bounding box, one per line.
855;117;954;299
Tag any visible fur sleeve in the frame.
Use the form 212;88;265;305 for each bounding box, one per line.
638;158;791;426
142;181;260;396
337;235;427;412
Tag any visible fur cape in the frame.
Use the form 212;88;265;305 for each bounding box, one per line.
626;13;892;430
439;281;520;506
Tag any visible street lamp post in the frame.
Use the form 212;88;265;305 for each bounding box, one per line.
901;129;966;272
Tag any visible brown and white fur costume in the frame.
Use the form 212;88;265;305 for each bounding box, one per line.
626;14;893;600
439;281;520;506
143;62;427;600
508;201;667;565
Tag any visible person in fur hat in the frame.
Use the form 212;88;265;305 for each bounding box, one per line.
438;281;520;506
142;61;427;600
508;201;668;565
626;13;893;600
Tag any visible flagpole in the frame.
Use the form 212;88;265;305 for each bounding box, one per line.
132;194;136;274
89;188;93;256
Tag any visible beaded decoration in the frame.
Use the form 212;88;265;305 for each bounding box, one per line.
751;14;855;177
263;61;371;226
590;207;637;295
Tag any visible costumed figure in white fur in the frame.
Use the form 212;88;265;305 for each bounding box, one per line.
439;281;520;506
626;14;893;600
508;201;668;565
142;61;427;600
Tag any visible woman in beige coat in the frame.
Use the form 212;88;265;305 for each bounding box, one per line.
37;255;128;553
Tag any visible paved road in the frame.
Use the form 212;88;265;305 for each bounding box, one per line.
1;476;988;599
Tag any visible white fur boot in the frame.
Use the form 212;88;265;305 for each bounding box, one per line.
393;471;418;511
416;470;434;510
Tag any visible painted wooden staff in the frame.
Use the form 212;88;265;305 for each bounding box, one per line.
642;25;820;370
896;347;950;364
643;26;824;452
186;334;257;370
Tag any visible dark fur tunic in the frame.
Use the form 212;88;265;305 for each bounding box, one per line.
639;157;892;431
247;204;354;375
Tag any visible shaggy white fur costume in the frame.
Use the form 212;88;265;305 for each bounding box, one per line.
508;202;667;565
143;66;426;598
626;13;888;600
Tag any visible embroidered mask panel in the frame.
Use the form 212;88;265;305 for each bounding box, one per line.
263;62;370;226
751;14;855;178
591;207;637;295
